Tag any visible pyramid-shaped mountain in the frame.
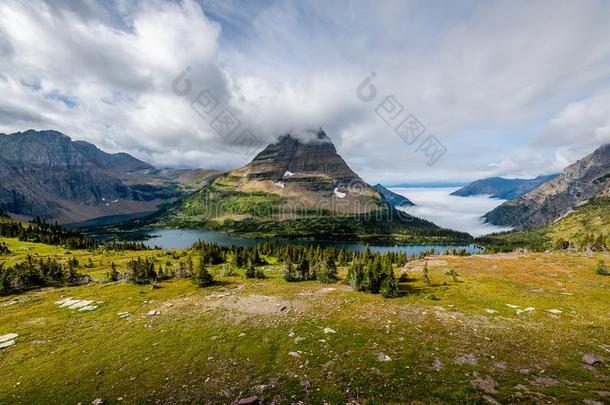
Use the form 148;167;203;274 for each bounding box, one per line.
161;130;470;242
202;130;381;215
247;131;361;185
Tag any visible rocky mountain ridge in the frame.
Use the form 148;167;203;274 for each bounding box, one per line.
0;130;214;224
484;144;610;229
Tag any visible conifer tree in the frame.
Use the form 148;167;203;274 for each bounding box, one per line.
422;261;432;286
245;260;257;278
380;267;400;298
283;260;297;281
318;255;338;284
194;254;214;287
107;262;120;282
347;259;365;291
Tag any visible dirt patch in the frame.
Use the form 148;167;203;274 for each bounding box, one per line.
530;376;559;387
401;259;448;273
455;353;478;366
204;294;306;317
470;376;498;394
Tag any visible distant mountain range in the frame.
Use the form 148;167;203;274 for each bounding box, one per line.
484;144;610;229
0;130;219;224
452;174;559;200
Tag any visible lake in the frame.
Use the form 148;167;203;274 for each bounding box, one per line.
140;228;483;255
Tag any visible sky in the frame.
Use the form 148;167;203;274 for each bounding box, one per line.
1;0;610;184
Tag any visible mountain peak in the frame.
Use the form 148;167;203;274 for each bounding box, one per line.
247;129;358;185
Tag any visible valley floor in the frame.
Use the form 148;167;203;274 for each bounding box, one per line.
0;238;609;404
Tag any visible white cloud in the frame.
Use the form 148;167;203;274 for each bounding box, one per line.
0;0;609;180
536;92;610;148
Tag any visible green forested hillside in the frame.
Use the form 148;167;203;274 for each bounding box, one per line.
478;198;610;252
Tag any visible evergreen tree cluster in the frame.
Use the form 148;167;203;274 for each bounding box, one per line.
0;218;97;249
577;233;610;251
346;247;401;297
192;241;266;267
123;253;213;287
0;255;88;294
103;240;150;251
126;257;158;285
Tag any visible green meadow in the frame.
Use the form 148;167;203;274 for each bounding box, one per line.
1;237;609;404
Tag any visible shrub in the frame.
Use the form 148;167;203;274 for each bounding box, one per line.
219;263;236;277
445;269;460;282
0;241;11;255
595;259;609;275
106;262;120;282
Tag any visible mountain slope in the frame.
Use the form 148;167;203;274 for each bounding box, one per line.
452;174;558;199
373;184;414;207
477;197;610;252
158;130;470;242
0;130;184;223
484;144;610;229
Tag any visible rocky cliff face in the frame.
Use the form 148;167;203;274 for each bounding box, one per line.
246;131;362;189
484;144;610;229
0;130;183;223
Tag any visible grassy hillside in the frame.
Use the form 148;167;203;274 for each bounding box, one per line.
1;237;609;404
149;183;472;243
547;197;610;249
477;198;610;252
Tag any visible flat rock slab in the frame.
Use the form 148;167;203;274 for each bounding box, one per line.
0;340;16;349
55;297;99;312
0;333;18;343
582;354;605;365
68;300;93;309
